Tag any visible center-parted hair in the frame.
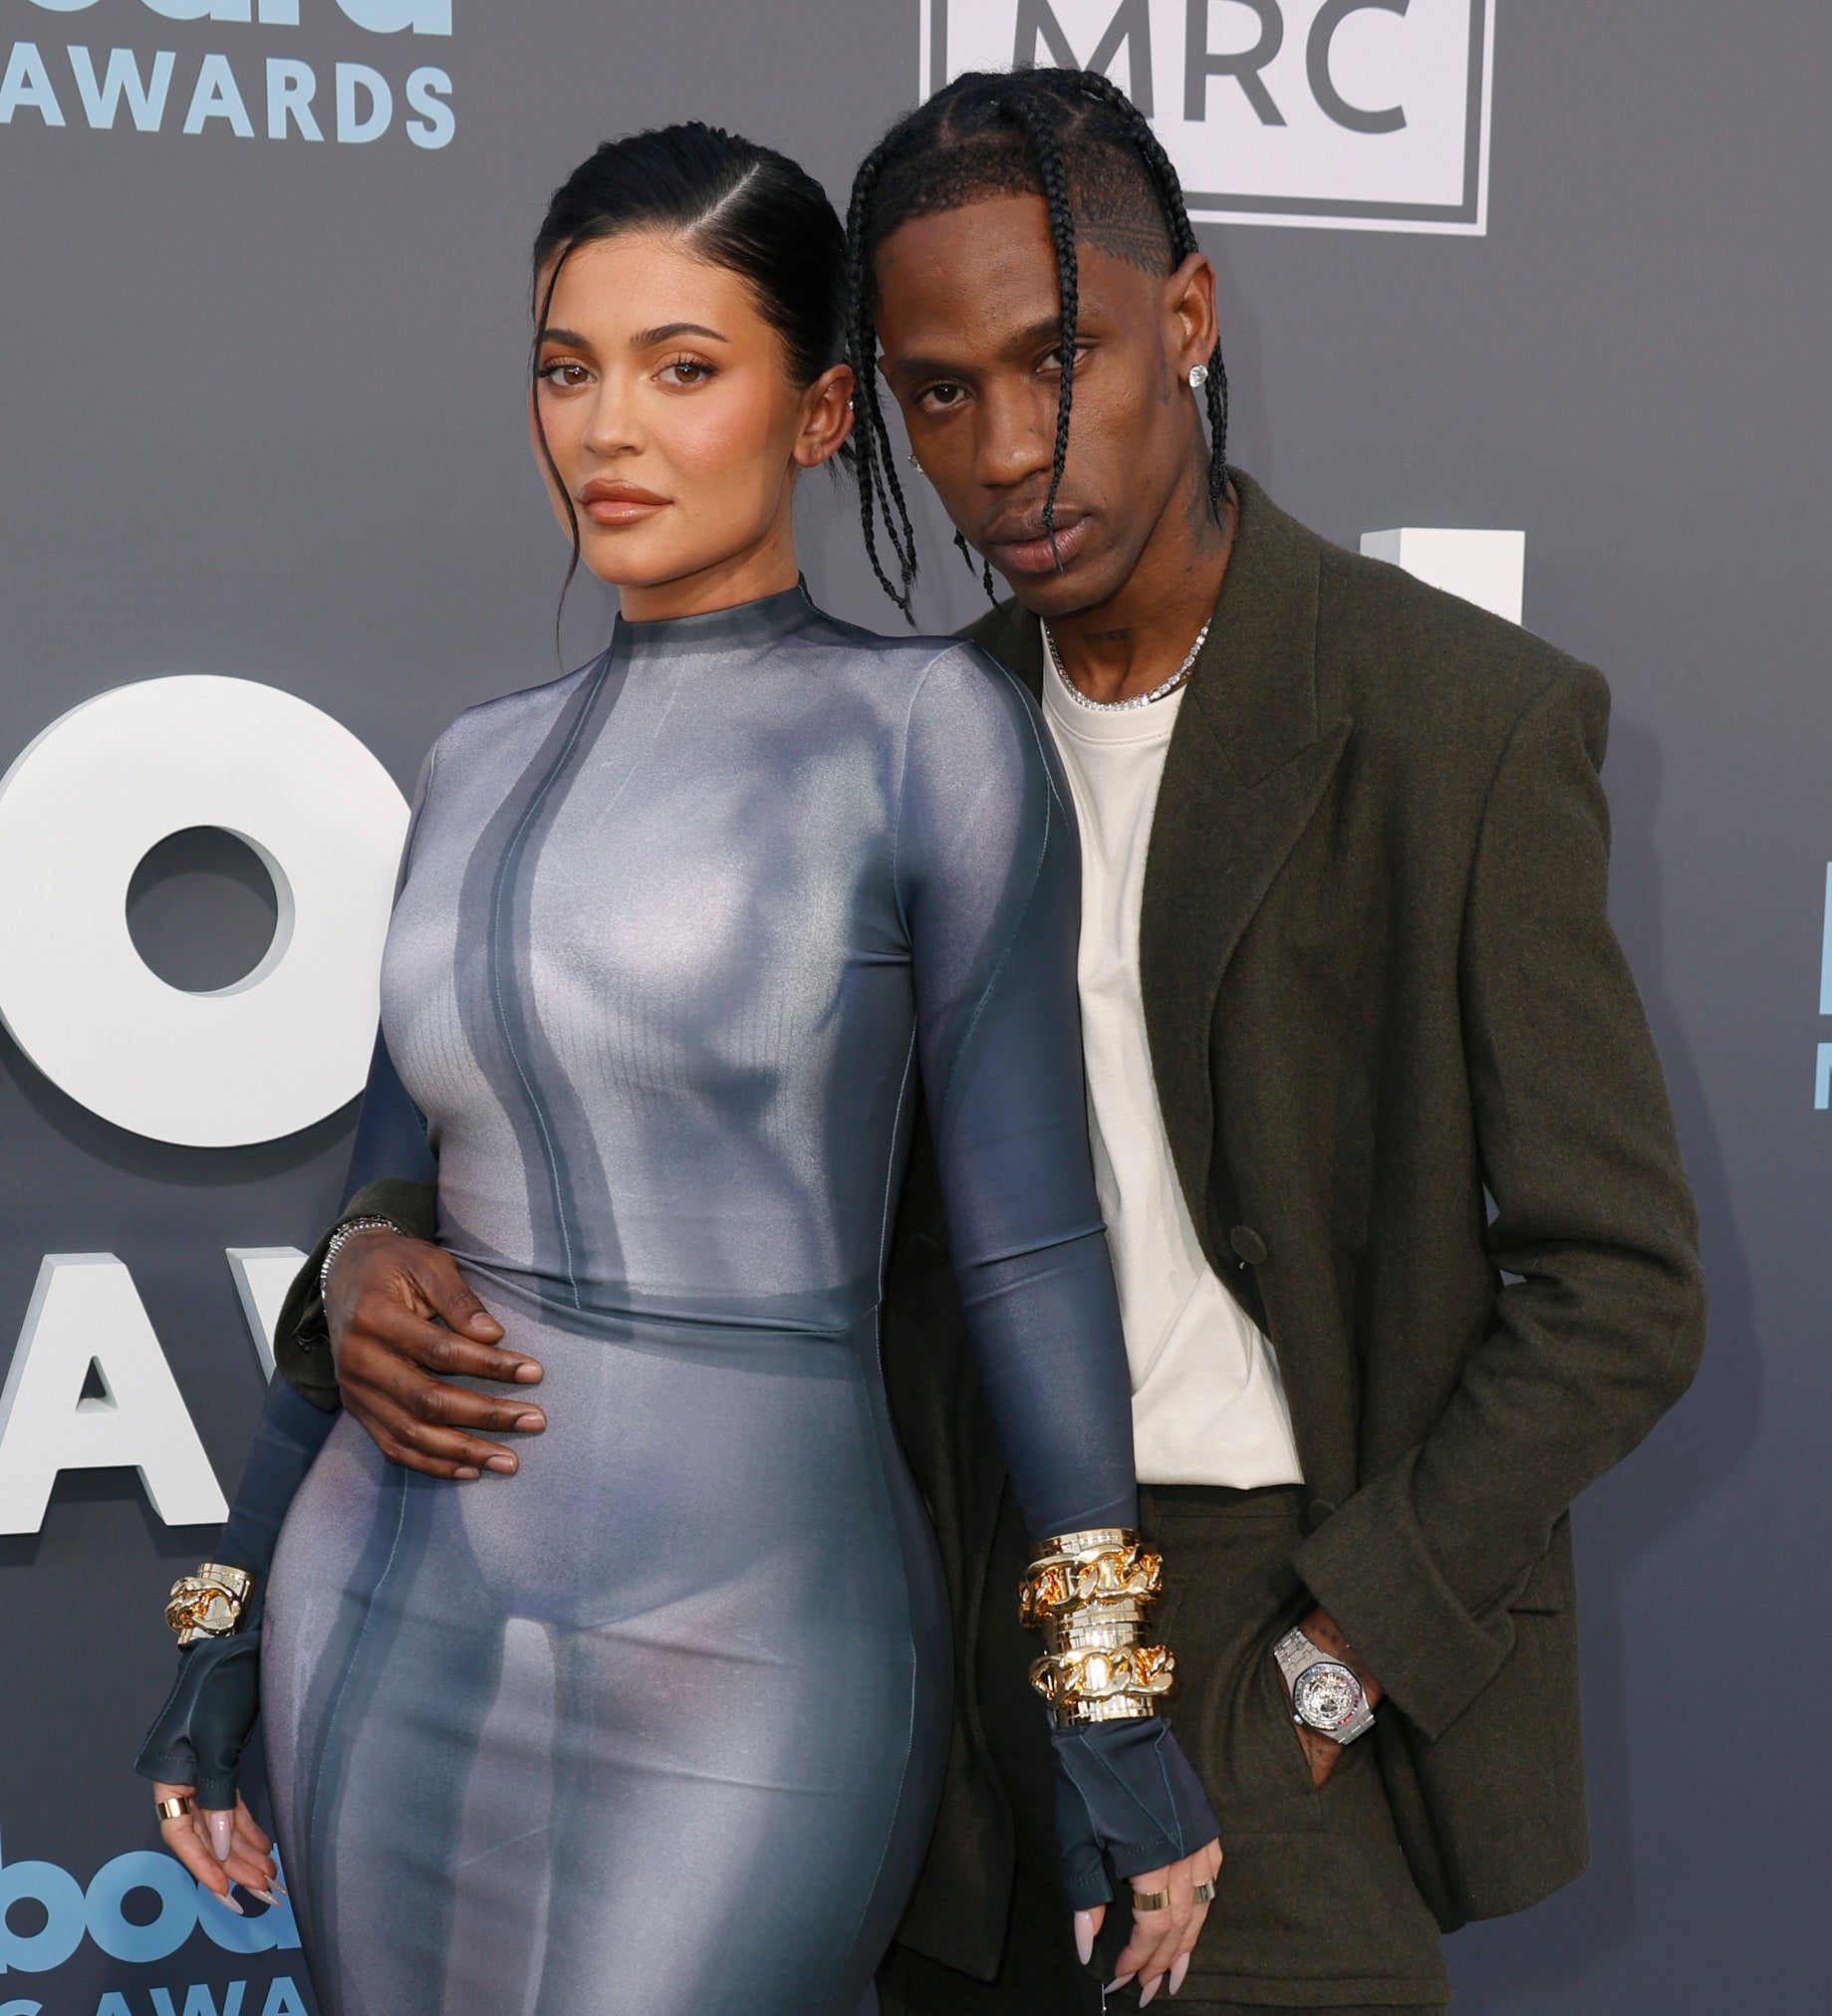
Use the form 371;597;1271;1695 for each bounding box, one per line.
846;68;1229;620
531;124;849;612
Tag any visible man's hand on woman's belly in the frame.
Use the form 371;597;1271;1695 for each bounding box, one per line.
325;1228;548;1479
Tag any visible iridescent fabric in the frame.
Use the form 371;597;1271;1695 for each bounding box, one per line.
262;587;1137;2015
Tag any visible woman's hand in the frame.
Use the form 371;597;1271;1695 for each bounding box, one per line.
326;1229;546;1479
1049;1716;1221;1999
1077;1837;1223;2003
152;1783;280;1907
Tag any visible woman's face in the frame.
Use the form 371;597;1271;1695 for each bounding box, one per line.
530;231;851;619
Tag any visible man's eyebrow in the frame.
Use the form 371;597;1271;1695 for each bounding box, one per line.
885;314;1079;378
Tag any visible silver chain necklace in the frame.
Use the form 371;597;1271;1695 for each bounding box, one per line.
1042;617;1211;712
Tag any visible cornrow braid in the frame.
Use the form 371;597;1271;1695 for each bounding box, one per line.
844;143;919;620
846;66;1232;615
1056;70;1229;521
1001;88;1081;569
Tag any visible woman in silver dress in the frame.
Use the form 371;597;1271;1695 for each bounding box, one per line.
136;125;1219;2013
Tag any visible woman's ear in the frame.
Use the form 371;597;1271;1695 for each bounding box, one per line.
795;363;857;468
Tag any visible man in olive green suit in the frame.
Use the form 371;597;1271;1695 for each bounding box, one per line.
282;70;1705;2016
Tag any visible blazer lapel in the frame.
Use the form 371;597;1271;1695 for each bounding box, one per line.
1139;475;1352;1233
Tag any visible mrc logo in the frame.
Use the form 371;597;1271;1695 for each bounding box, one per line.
919;0;1496;234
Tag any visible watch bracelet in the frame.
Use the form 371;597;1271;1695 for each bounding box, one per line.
1273;1625;1375;1742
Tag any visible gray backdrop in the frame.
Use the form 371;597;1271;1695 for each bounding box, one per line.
0;2;1824;2010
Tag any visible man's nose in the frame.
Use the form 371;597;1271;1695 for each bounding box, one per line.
973;381;1055;490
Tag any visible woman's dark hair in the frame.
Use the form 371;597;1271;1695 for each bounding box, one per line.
532;123;849;610
845;68;1229;621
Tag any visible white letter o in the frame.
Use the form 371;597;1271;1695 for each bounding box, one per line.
0;675;408;1147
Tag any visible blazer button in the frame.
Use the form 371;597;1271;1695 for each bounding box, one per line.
1229;1225;1269;1266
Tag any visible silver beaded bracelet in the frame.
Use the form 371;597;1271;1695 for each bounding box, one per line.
319;1216;402;1301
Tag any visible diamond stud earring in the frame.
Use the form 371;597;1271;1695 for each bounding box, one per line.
1187;364;1209;390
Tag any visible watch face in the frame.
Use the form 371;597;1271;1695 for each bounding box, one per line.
1292;1660;1364;1733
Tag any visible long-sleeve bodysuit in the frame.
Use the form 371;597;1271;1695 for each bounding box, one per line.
258;586;1160;2013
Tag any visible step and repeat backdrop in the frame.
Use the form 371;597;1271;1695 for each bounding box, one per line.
0;4;1824;2011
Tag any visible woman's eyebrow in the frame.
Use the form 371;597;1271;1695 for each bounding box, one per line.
630;321;729;349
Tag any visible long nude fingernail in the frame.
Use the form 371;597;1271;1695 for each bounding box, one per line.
1140;1977;1163;2008
271;1880;288;1897
1104;1975;1135;1994
215;1890;244;1915
208;1811;233;1861
245;1888;281;1907
1073;1910;1095;1966
1170;1953;1190;1995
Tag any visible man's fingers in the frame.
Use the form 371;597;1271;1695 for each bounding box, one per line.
406;1249;507;1344
391;1363;545;1436
343;1386;528;1478
352;1304;542;1396
347;1315;546;1423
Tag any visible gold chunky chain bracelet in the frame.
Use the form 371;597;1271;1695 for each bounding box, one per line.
1020;1526;1177;1727
1030;1641;1177;1714
1019;1531;1165;1628
165;1563;254;1644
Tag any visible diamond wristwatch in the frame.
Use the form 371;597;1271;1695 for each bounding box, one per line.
1272;1625;1375;1745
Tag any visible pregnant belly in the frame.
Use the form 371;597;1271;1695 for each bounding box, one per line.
450;1299;888;1623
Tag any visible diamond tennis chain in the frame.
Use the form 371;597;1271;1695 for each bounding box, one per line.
1042;618;1211;713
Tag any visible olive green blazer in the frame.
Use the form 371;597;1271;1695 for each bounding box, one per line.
879;471;1705;1970
279;471;1705;1975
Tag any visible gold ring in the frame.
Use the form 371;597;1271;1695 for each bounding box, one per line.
1193;1878;1216;1903
1132;1887;1173;1912
155;1796;193;1822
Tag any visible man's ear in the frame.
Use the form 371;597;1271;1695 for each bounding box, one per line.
796;363;857;468
1164;252;1218;378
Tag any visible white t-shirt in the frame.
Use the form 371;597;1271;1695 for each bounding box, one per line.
1041;658;1305;1488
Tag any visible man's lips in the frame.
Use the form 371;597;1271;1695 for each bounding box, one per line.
982;511;1094;577
580;480;669;526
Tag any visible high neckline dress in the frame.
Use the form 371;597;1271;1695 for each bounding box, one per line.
261;585;1137;2014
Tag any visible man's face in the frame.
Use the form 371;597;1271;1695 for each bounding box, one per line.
873;192;1206;618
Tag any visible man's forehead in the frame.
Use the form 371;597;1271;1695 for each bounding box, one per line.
876;198;1144;358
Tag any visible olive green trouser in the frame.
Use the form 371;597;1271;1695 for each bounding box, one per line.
880;1484;1449;2015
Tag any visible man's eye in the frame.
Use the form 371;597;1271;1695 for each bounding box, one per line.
919;382;965;411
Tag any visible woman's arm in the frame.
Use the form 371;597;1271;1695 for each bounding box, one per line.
896;646;1220;1987
132;1029;442;1897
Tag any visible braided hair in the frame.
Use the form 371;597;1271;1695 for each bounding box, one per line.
847;67;1229;621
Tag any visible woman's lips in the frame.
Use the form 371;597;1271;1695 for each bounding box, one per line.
984;512;1093;577
580;483;668;526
